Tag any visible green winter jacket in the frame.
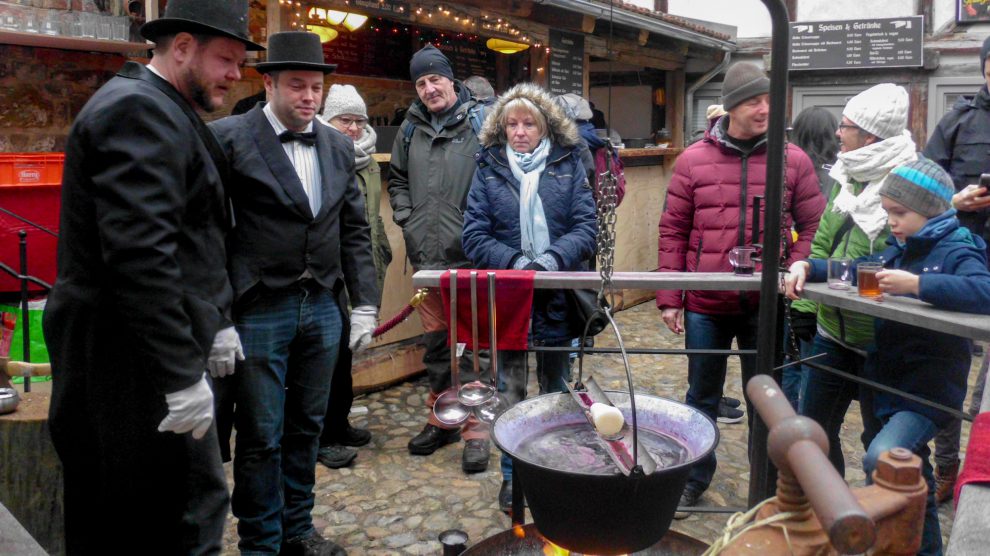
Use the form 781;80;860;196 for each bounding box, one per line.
792;180;889;348
387;83;480;270
357;161;391;299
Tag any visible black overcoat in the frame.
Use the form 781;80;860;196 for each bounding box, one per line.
42;61;231;555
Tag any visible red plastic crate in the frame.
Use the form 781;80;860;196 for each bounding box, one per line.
0;153;63;293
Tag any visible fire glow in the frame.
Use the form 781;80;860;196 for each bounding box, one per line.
512;523;628;556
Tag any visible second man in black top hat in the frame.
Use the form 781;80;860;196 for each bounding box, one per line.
210;31;378;556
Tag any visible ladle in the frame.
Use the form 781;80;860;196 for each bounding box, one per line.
458;271;496;407
474;272;509;424
433;270;471;425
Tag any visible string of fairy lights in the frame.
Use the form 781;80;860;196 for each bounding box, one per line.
276;0;545;49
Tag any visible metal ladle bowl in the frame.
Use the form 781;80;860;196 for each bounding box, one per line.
433;270;470;426
457;272;496;407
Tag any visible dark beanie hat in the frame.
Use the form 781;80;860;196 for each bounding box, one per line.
410;45;455;83
879;158;955;218
981;35;990;75
721;62;770;111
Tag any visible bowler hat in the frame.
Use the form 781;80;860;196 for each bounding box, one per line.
255;32;337;74
140;0;264;51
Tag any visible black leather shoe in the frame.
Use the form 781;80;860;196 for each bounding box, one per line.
407;424;461;455
317;445;357;469
461;438;490;473
498;480;512;514
334;424;372;447
280;532;347;556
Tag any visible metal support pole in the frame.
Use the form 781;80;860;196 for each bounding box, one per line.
18;230;31;393
748;0;791;507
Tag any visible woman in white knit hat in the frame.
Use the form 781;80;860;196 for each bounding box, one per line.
316;84;393;469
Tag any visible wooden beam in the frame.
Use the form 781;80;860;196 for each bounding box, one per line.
443;0;533;18
585;35;686;71
638;29;650;46
666;68;685;147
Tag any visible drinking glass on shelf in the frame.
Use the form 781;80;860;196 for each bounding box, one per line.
80;11;96;38
40;9;59;36
20;6;38;33
0;4;19;31
112;16;129;41
96;15;111;40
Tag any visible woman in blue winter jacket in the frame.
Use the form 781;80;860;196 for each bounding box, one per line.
787;157;990;556
462;82;597;514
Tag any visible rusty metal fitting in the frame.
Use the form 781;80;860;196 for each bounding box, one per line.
873;448;923;491
766;415;829;474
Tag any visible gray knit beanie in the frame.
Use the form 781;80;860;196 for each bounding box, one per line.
879;158;955;218
322;84;367;121
842;84;909;140
721;62;770;111
409;44;454;83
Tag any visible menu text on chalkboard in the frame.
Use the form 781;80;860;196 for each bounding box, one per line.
790;17;923;71
548;29;585;96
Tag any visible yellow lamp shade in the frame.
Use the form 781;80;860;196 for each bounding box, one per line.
306;25;339;43
486;38;529;55
342;13;368;31
325;10;348;25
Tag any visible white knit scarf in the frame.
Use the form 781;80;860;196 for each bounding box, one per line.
353;125;377;171
829;130;917;241
507;138;552;259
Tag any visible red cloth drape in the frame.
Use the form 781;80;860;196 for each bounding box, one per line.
439;270;534;351
955;412;990;505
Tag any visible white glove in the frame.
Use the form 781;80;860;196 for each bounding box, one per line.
348;305;378;353
208;326;244;378
158;375;214;440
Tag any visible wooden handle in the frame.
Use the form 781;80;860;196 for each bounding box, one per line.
4;361;52;378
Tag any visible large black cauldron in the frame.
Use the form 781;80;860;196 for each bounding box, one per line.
492;391;718;555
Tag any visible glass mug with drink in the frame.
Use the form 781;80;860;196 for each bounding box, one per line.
827;257;852;290
857;262;884;298
729;246;756;276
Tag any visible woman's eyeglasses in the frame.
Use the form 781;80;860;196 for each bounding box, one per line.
837;124;861;132
335;116;368;129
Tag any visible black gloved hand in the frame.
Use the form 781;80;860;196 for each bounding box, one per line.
523;262;547;272
789;308;817;343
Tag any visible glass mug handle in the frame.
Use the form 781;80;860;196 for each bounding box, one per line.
728;247;740;269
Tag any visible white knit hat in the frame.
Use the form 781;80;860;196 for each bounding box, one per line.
842;83;909;140
321;84;367;121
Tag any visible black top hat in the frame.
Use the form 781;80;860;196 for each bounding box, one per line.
140;0;264;51
255;32;338;74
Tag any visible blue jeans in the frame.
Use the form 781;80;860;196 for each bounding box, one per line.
780;320;811;409
230;283;342;554
499;338;571;482
799;334;880;478
864;411;942;556
683;310;758;494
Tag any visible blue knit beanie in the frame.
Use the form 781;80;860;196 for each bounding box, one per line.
410;45;454;83
879;158;955;218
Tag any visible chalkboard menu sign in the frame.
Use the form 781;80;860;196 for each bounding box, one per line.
548;29;584;95
790;17;923;71
436;41;496;82
322;27;412;78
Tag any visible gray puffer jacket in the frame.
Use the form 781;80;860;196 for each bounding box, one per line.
388;82;480;270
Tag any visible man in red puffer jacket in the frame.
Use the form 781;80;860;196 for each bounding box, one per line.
657;62;825;516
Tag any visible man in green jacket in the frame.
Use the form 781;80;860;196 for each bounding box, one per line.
787;83;917;478
388;45;491;474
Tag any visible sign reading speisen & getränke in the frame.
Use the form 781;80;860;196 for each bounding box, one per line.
790;16;923;71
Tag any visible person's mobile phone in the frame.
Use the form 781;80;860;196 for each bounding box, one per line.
980;173;990;188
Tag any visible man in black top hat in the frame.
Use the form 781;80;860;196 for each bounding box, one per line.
210;31;378;556
42;0;261;553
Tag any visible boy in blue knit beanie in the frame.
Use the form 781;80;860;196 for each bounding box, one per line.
786;157;990;555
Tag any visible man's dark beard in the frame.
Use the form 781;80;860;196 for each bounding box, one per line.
185;69;217;113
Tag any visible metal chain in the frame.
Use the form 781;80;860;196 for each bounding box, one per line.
596;140;619;305
778;128;802;359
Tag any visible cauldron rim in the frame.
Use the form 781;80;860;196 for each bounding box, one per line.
491;391;719;476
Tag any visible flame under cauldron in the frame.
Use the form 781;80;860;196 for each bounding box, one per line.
461;523;708;556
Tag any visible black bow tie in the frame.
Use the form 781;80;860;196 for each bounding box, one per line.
279;130;317;147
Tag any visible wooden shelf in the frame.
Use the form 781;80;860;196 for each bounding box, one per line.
0;29;150;54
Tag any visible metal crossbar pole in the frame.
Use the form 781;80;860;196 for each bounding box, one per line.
525;346;757;356
18;231;31;392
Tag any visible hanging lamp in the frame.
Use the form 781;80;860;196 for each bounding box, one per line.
486;38;530;54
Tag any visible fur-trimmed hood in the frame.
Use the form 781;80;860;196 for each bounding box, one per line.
478;83;581;149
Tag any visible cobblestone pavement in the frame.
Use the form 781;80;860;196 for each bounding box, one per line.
220;301;983;554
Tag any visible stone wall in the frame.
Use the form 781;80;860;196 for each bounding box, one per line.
0;44;419;154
